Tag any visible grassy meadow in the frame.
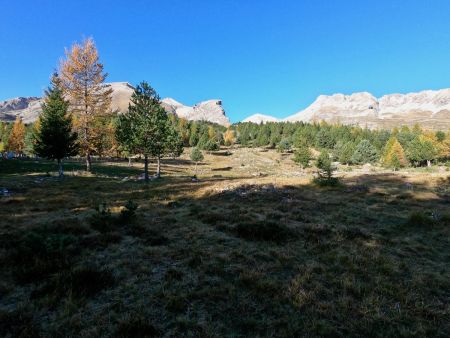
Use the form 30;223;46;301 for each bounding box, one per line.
0;148;449;337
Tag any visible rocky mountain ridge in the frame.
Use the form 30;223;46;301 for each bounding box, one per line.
247;89;450;130
283;89;450;130
0;82;231;126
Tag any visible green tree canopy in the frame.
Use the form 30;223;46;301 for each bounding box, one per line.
351;139;378;164
115;81;183;181
33;75;78;177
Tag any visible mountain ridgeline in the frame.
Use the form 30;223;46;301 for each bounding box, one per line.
245;89;450;130
1;84;450;130
0;82;231;126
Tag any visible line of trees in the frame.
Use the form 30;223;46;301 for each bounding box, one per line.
0;38;184;180
234;122;450;168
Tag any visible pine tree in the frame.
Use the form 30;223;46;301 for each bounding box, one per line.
315;128;335;149
33;75;78;177
333;141;355;165
8;117;26;155
406;135;438;167
190;147;204;175
293;143;312;168
277;138;292;153
189;122;199;147
351;139;378;164
315;150;337;185
59;37;113;172
115;81;183;181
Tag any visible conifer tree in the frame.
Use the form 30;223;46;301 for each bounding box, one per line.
333;141;355;165
33;75;78;177
190;147;204;175
351;139;378;164
406;135;438;167
382;137;407;169
293;143;312;168
315;150;338;185
59;37;113;171
8;117;26;155
223;127;236;146
115;81;183;181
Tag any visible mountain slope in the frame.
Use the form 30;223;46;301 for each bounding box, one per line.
240;88;450;130
284;89;450;130
0;82;230;126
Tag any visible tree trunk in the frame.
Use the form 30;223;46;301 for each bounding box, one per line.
128;157;131;167
156;156;161;178
427;160;431;167
144;155;149;182
57;159;64;178
86;152;92;172
195;161;198;175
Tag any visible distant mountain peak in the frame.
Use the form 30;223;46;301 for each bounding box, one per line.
0;83;230;126
283;88;450;129
242;113;279;124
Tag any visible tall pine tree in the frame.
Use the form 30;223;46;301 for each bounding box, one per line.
33;75;78;177
115;81;183;181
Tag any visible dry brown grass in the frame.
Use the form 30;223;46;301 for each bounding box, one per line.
0;148;449;337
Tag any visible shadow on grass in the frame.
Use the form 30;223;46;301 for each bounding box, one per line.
0;163;449;337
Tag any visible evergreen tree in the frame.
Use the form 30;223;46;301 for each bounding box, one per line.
115;81;183;181
190;147;204;175
351;139;378;164
333;141;355;165
435;130;446;142
315;128;335;149
8;117;26;155
197;132;210;150
315;150;337;185
276;138;292;153
33;76;78;177
189;122;199;147
293;144;312;168
406;135;438;167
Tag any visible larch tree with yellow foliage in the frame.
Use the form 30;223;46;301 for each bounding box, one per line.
223;127;236;146
8;117;26;156
59;37;113;171
383;137;408;169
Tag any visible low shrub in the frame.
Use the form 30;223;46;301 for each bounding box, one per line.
406;211;433;227
11;227;79;284
0;307;40;338
35;265;115;300
233;220;296;243
90;203;115;232
119;200;138;222
115;316;160;337
405;211;450;228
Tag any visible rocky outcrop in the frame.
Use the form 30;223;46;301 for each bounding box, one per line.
161;98;230;126
0;82;231;126
242;89;450;130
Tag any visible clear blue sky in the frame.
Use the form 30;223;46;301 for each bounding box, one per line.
1;0;450;122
